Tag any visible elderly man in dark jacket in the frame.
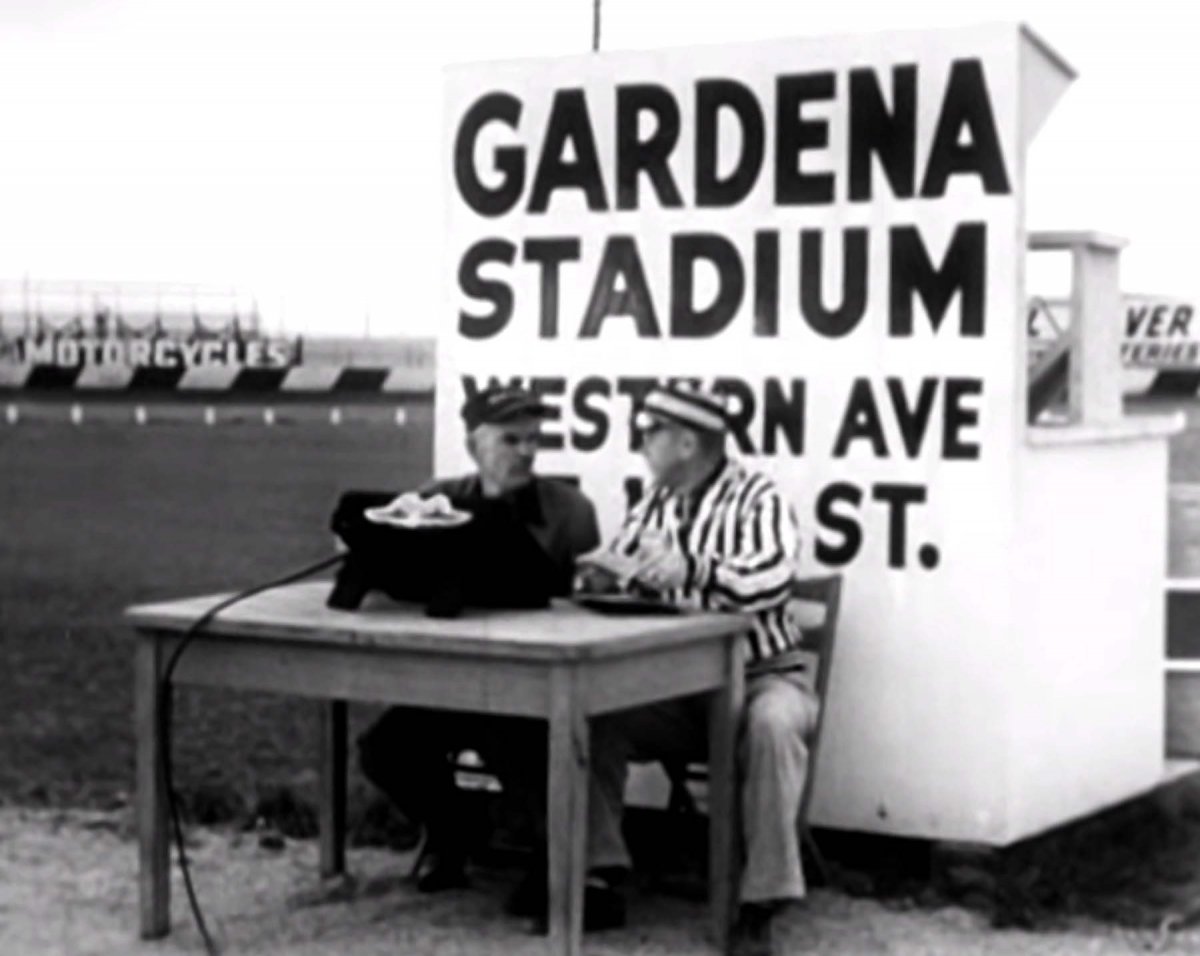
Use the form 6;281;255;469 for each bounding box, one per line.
357;385;599;894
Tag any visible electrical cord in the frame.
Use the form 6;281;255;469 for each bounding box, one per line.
158;551;348;955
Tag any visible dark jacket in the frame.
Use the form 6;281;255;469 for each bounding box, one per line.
422;474;600;594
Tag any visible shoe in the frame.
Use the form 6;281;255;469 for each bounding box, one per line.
529;883;627;934
729;902;777;956
583;883;627;932
505;868;547;918
414;851;470;893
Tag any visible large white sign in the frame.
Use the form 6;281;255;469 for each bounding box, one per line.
440;26;1041;839
442;27;1021;566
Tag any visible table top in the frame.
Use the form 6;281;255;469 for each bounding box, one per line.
125;581;751;662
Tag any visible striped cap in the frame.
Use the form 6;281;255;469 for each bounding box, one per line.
460;384;551;430
635;383;731;434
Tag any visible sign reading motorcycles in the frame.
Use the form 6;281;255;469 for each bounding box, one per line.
1;335;296;370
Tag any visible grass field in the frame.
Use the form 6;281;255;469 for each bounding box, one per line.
0;400;432;818
5;396;1200;813
7;395;1200;931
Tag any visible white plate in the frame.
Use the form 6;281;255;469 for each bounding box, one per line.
572;593;681;615
363;507;472;529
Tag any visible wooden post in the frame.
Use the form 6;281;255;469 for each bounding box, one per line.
708;634;744;948
546;665;587;956
135;633;170;938
1029;231;1126;426
319;700;348;878
1071;237;1124;425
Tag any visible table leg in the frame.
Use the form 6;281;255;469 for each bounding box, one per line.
547;666;588;956
708;635;744;951
319;699;348;878
135;633;170;938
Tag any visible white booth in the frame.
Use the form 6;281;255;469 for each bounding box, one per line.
436;23;1189;845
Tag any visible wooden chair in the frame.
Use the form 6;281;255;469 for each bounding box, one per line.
663;573;844;887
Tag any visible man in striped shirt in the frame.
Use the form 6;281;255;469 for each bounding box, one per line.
577;383;818;956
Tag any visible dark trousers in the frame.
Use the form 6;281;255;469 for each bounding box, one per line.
358;706;547;858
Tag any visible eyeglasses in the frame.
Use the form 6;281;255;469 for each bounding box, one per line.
633;410;671;436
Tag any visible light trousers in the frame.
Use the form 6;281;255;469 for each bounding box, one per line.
587;670;819;903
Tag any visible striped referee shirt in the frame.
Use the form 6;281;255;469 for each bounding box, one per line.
609;457;802;665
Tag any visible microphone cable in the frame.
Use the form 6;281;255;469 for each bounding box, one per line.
158;551;348;955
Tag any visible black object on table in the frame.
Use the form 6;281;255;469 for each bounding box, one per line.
327;490;559;616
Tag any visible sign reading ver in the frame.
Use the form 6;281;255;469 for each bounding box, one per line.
1029;295;1199;369
438;26;1024;577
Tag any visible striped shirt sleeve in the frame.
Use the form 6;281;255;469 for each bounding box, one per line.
607;484;665;557
685;481;799;614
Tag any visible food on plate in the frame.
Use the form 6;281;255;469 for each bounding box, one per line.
364;492;471;528
380;492;455;516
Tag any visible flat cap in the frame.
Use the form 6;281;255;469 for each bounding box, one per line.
461;384;551;431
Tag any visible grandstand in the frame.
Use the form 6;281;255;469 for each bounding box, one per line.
0;278;435;397
0;278;261;340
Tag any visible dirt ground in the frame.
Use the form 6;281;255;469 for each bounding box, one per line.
3;808;1200;956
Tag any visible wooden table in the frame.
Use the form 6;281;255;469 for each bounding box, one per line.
126;581;748;955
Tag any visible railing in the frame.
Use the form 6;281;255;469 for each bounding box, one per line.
1027;231;1127;427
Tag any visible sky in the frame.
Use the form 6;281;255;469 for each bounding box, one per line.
0;0;1195;336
